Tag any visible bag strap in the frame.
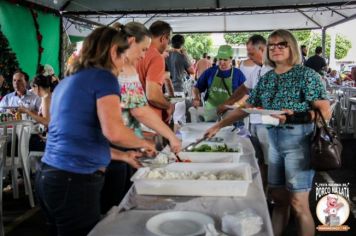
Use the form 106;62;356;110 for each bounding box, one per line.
221;68;234;97
314;109;334;142
203;69;218;101
221;77;232;97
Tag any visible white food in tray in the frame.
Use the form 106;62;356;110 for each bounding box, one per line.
152;153;173;164
132;163;252;196
141;152;176;166
145;168;244;181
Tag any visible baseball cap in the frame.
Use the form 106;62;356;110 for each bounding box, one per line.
216;45;233;60
43;64;55;76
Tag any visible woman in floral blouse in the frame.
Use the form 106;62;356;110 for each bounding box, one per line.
114;22;180;155
205;29;331;236
101;22;181;214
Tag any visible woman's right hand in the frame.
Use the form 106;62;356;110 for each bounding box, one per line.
121;151;143;169
169;136;182;153
204;124;221;138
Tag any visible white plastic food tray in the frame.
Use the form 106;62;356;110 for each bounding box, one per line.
132;163;252;197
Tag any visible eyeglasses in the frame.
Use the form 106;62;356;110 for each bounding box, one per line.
218;58;229;61
267;41;289;50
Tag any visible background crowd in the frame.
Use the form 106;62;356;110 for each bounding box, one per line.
1;18;353;236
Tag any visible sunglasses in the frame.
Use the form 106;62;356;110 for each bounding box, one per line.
218;58;229;61
267;41;289;50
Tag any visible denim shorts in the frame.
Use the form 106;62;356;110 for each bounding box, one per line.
267;124;315;192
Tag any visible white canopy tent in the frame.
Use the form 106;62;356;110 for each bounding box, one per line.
25;0;356;59
26;0;356;34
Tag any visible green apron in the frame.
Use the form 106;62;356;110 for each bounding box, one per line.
204;68;233;121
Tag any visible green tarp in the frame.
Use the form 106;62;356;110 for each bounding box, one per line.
0;0;60;79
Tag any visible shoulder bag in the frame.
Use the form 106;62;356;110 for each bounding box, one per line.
310;109;342;171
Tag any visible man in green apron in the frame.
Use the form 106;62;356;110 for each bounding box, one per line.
192;45;246;121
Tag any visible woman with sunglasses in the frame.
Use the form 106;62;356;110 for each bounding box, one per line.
192;45;246;121
205;29;330;236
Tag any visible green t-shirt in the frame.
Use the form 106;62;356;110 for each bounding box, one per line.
247;65;327;112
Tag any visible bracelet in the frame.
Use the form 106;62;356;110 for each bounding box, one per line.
285;112;312;124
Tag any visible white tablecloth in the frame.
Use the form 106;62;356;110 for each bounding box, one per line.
89;125;273;236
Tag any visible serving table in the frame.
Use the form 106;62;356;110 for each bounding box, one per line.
89;123;273;236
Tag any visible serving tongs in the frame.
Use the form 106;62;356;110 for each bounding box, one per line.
172;152;183;162
172;136;209;162
139;136;209;163
182;136;209;152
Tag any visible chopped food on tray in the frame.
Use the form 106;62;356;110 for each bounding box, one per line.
145;168;244;181
153;154;171;164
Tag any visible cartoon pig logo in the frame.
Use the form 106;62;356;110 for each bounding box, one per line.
324;194;344;226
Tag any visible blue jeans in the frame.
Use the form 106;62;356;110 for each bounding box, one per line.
35;163;105;236
267;124;315;192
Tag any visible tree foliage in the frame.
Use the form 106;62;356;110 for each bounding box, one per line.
224;30;351;60
224;32;271;45
0;27;20;86
183;34;213;60
299;32;351;60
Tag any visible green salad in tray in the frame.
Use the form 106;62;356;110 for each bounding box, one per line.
190;144;239;152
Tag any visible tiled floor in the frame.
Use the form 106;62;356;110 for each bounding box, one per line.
3;138;356;236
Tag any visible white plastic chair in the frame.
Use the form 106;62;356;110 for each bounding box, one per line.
27;151;44;174
2;121;36;207
345;97;356;138
1;123;22;200
188;107;205;123
0;135;8;236
17;123;37;208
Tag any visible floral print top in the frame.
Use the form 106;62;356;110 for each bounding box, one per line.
247;65;327;112
118;74;148;137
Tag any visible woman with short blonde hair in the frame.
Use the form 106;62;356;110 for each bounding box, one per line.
264;29;301;68
205;29;331;236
